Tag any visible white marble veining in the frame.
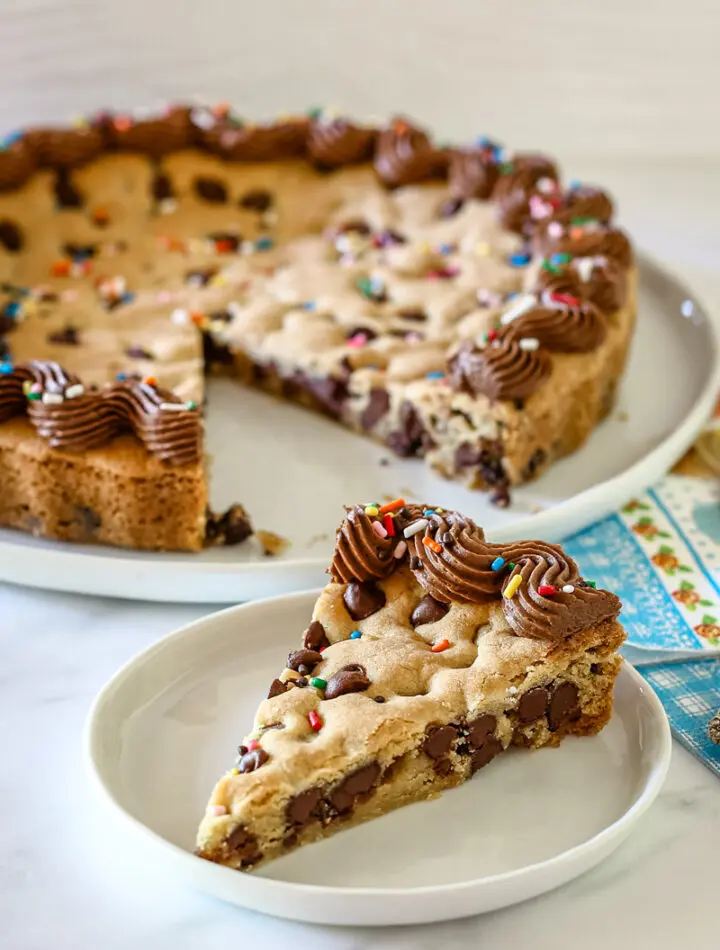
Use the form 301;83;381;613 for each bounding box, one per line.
1;160;720;949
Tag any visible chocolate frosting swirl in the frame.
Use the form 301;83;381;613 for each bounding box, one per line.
498;541;621;639
201;118;308;161
448;148;500;200
0;138;36;190
538;225;633;268
551;185;613;226
105;106;194;155
327;505;620;641
307;119;378;167
535;263;627;315
492;154;559;232
23;126;105;168
502;302;607;353
448;338;552;402
374;118;448;188
329;505;397;583
0;361;201;465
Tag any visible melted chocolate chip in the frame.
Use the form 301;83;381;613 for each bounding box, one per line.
361;388;390;431
286;787;323;827
424;724;458;760
467;714;497;749
194;176;228;204
329;762;381;813
470;737;503;773
398;308;427;322
151;172;174;202
303;620;330;651
387;402;433;458
54;169;83;208
267;678;288;699
126;344;153;360
47;326;80;346
224;825;262;866
239;189;273;212
0;220;24;253
324;664;371;700
287;648;323;675
343;581;386;620
238;748;269;773
548;682;580;732
411;595;450;627
517;686;549;723
206;504;253;546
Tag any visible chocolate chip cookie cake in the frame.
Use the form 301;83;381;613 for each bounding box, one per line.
195;500;626;870
0;105;635;550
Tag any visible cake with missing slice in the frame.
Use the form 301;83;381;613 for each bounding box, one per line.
195;500;626;870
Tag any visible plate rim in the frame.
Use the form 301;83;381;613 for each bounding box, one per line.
84;591;672;920
6;252;720;602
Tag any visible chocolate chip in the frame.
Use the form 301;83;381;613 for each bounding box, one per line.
267;678;288;699
440;196;464;218
0;220;23;253
287;648;322;675
590;663;602;675
54;169;83;208
224;825;262;866
151;172;174;202
126;344;153;360
374;695;386;703
361;388;390;431
329;762;381;813
467;713;497;749
518;686;549;723
47;326;80;345
239;189;273;212
238;748;269;773
522;448;547;480
387;401;433;458
237;744;248;757
343;581;386;620
216;505;253;545
411;595;450;627
194;176;228;204
470;736;503;773
294;677;309;688
548;682;580;732
286;787;323;827
324;664;370;700
303;620;330;651
424;724;457;760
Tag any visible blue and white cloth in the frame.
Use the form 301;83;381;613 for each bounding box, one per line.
563;475;720;774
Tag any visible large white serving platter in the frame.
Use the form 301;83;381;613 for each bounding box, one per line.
1;254;718;602
85;591;672;926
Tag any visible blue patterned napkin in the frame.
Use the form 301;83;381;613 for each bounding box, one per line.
563;474;720;774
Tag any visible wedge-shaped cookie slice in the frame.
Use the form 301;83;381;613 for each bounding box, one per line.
196;501;625;870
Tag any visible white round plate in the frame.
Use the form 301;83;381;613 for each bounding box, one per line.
4;254;719;602
85;591;672;927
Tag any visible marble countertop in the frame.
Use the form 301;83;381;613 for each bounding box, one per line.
2;160;720;949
